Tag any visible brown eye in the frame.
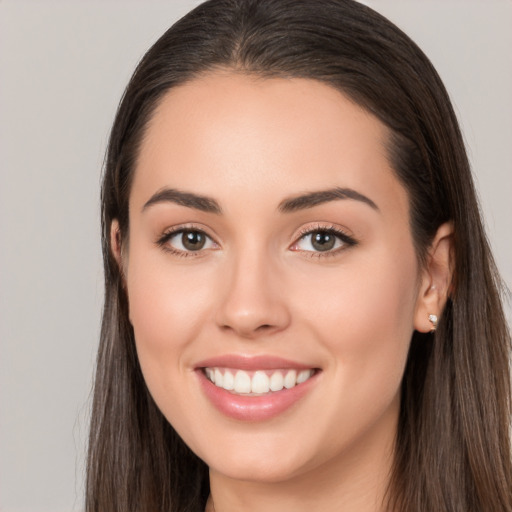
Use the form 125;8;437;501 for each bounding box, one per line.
159;228;217;254
310;231;336;251
291;227;357;255
181;230;206;251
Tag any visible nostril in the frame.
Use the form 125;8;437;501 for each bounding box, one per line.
215;291;292;337
219;322;277;337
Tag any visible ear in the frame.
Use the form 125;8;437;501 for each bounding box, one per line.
110;219;123;269
413;222;454;333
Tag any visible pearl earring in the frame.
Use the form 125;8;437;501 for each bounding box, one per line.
428;314;438;331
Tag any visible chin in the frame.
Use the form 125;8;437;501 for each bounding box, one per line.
209;456;308;484
196;431;317;484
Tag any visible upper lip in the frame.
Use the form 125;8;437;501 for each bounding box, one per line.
195;354;317;371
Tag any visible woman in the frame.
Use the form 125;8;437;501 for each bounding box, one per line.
86;0;512;510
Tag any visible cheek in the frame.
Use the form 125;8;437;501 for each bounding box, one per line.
124;247;213;389
344;262;417;350
298;246;418;399
301;247;417;333
124;253;219;437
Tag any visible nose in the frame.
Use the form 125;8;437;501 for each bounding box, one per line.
214;248;291;339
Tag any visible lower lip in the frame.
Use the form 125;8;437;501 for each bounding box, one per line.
196;369;320;421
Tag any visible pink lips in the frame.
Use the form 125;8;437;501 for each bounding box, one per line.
195;355;320;422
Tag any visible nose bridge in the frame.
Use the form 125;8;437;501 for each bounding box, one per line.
215;239;290;337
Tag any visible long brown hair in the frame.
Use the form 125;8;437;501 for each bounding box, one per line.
86;1;512;510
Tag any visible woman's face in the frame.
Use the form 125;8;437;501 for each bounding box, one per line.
120;73;426;484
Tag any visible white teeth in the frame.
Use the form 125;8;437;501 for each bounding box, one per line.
234;370;252;393
284;370;297;389
205;367;314;395
269;371;284;391
251;371;270;393
214;368;223;387
297;369;311;384
222;370;234;390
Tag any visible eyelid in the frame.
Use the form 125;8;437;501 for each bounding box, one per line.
155;222;357;257
156;223;220;256
289;223;357;255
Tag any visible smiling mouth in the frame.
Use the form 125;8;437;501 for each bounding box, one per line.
202;367;317;395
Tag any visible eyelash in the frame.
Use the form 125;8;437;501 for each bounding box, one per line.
156;224;216;258
292;224;358;258
155;224;357;258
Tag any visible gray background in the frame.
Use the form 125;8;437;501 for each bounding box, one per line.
0;1;510;511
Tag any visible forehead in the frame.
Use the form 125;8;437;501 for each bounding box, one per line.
132;72;408;218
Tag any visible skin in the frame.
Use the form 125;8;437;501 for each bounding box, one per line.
112;72;452;512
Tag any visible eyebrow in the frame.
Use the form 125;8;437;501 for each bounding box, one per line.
278;187;379;213
142;185;378;215
142;187;222;214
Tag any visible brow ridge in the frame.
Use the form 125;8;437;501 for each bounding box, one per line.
278;187;378;213
142;187;222;214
